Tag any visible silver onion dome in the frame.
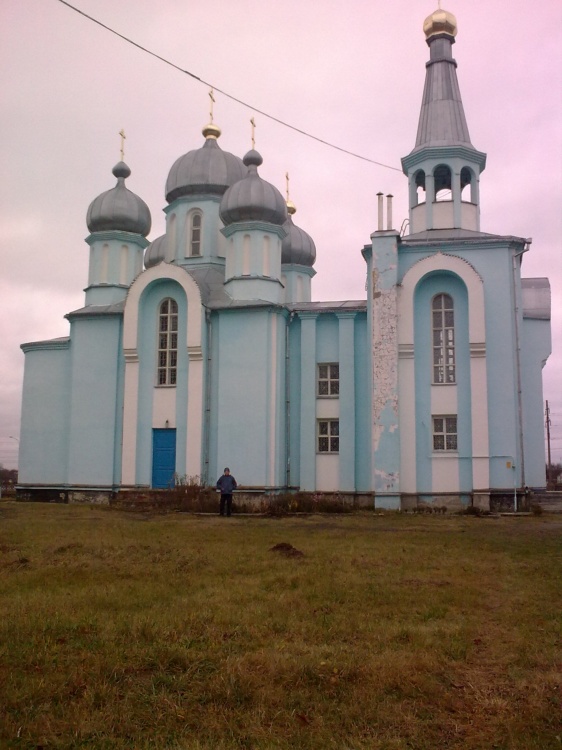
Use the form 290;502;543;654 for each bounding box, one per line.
144;234;167;268
86;162;151;237
219;149;288;226
165;124;247;203
281;203;316;266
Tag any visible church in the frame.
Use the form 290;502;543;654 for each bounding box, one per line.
18;8;551;510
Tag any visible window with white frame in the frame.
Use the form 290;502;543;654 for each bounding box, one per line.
157;299;178;386
432;415;457;451
317;419;339;453
190;212;202;256
432;293;455;384
318;363;339;396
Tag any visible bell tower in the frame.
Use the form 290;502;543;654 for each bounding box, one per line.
401;8;487;234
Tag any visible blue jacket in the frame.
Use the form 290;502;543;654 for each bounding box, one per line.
216;474;237;493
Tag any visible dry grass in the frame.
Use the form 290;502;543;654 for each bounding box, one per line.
0;502;561;749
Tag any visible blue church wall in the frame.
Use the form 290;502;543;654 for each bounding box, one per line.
353;314;371;491
480;250;521;489
113;322;125;487
338;314;355;492
521;317;551;489
413;272;471;494
297;314;317;491
315;314;339;362
212;307;286;488
66;316;122;486
135;279;188;485
207;311;221;485
19;343;71;485
287;316;302;487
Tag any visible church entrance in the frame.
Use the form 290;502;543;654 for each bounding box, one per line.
152;428;176;488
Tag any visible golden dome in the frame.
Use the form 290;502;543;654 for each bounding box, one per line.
286;199;297;215
423;8;457;40
202;122;221;140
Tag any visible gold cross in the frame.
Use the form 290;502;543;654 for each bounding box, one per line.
250;117;256;149
285;172;290;202
119;129;126;161
437;0;441;8
209;88;215;123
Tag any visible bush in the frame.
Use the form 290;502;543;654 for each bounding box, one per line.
264;492;353;516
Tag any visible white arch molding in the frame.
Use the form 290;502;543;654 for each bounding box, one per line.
121;263;204;485
398;252;489;493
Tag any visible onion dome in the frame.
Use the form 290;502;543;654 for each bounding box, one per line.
281;203;316;267
165;124;247;203
144;234;167;268
86;162;151;236
423;8;457;40
219;150;288;227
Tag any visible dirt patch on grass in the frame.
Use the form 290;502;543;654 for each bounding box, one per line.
270;542;305;558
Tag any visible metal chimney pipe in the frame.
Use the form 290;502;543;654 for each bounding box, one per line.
377;192;384;231
386;194;393;230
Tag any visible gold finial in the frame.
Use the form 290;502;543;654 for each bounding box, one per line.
285;172;290;202
119;129;126;161
209;88;215;123
423;6;457;38
250;117;256;149
438;0;441;8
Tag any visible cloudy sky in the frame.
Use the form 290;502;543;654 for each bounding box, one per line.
1;0;561;469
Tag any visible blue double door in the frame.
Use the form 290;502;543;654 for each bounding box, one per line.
152;428;177;488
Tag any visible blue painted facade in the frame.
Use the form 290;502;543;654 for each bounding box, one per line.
18;10;551;508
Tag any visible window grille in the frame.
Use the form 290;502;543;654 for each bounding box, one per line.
190;213;202;256
317;363;340;396
157;298;178;385
432;293;455;384
318;419;339;453
432;415;458;451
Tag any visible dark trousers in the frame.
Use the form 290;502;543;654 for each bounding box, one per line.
220;494;233;516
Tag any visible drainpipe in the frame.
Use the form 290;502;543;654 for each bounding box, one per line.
203;309;213;486
512;241;530;496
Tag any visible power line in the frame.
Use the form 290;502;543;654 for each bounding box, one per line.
55;0;402;173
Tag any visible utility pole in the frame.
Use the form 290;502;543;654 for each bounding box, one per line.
545;400;552;487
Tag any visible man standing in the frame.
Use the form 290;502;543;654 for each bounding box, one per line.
216;467;237;517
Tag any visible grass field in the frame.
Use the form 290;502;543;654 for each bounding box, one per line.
0;502;561;749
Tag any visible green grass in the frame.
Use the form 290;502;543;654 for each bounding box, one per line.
1;502;561;749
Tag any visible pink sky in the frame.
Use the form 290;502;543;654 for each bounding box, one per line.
1;0;561;469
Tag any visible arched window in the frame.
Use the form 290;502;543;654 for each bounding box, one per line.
461;166;477;203
434;164;452;202
415;169;426;205
432;293;455;383
190;212;202;256
157;298;178;386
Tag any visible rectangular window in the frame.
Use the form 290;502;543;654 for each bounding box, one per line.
432;415;458;451
317;419;339;453
317;363;339;396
